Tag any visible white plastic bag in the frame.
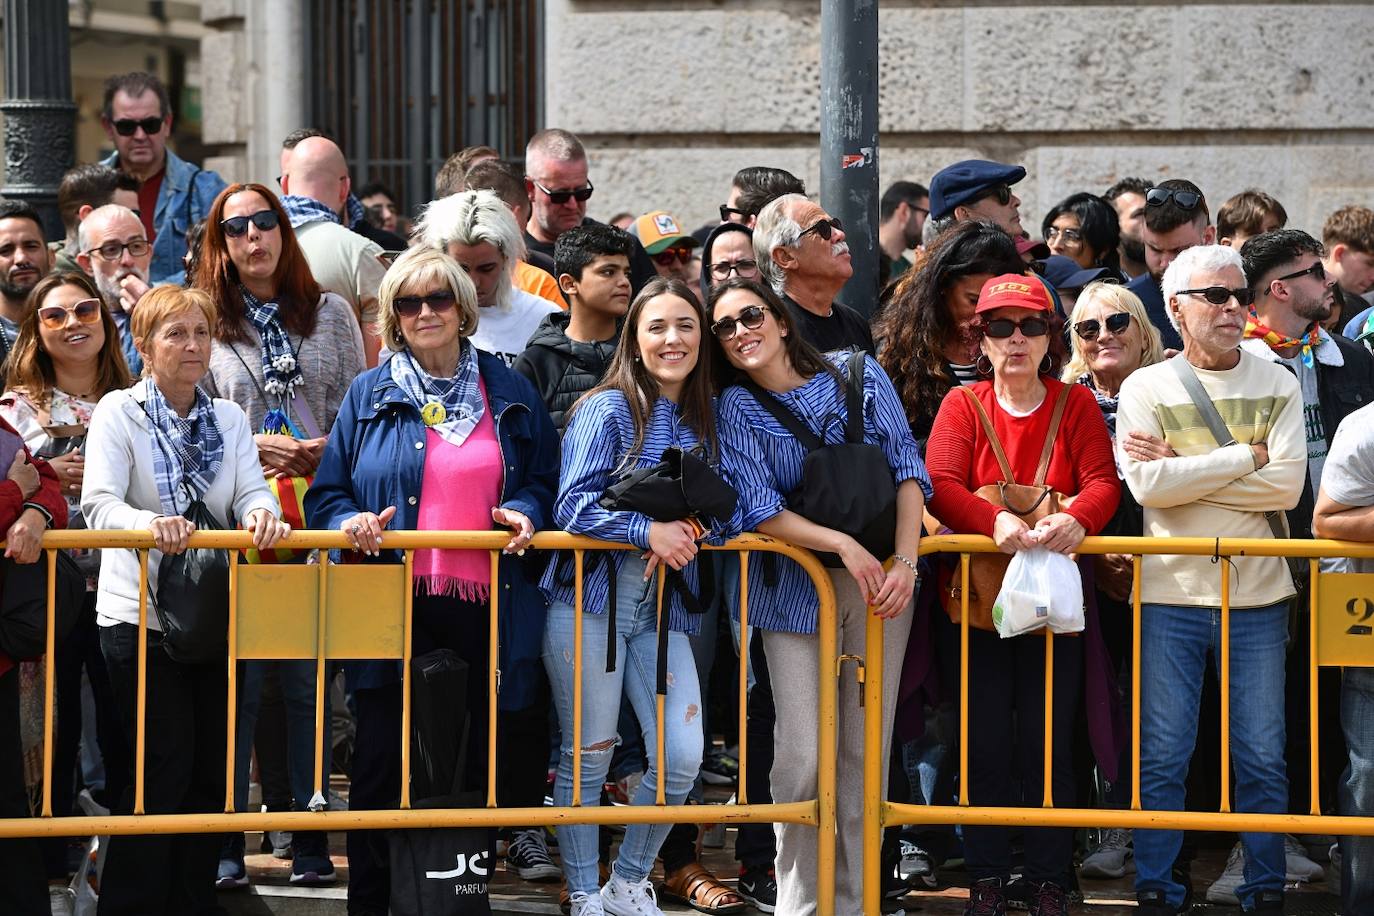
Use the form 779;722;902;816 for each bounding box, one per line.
992;548;1084;638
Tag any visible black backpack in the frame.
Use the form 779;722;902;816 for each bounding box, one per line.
743;350;897;567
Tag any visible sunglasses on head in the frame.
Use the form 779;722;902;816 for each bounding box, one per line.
982;316;1050;339
974;184;1014;207
709;259;759;281
1073;311;1132;341
798;217;843;242
1146;187;1202;210
652;246;694;267
1177;286;1254;306
37;299;102;330
112;117;164;137
393;290;457;318
220;209;281;238
711;304;772;341
530;179;594;205
719;204;748;223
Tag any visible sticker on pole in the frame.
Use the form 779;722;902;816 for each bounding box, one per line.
841;147;874;169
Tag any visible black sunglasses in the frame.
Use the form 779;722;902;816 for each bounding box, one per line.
1177;286;1254;306
719;204;748;223
711;304;772;341
798;217;843;242
531;179;594;205
982;316;1050;339
974;184;1014;207
1274;261;1327;284
112;117;164;137
1073;311;1132;341
220;209;281;238
393;290;458;318
1146;187;1202;210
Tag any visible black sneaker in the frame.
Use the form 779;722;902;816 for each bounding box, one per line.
967;877;1007;916
1027;881;1068;916
507;828;561;881
289;830;336;886
738;865;777;913
1251;889;1284;913
1137;888;1193;915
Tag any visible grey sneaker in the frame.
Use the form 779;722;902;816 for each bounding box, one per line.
1080;827;1135;879
1284;834;1326;882
1205;843;1246;905
1331;843;1343;899
898;839;937;888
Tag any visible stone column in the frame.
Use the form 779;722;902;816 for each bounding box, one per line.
0;0;76;241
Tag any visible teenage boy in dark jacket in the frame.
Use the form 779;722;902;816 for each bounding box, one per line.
514;223;633;432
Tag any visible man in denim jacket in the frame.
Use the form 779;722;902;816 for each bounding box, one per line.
99;72;226;283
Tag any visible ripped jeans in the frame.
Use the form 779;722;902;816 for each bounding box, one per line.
543;554;704;895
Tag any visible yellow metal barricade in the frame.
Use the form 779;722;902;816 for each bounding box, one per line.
0;529;841;916
858;534;1374;915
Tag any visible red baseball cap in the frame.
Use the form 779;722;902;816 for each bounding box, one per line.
975;273;1054;315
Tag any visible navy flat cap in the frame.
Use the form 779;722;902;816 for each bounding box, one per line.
929;159;1027;219
1040;254;1117;290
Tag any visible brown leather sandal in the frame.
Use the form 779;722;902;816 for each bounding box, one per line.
659;861;748;914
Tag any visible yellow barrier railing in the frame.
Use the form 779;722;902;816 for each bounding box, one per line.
860;534;1374;915
0;530;840;916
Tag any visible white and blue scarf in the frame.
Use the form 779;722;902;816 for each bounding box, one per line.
389;343;484;447
280;194;342;230
142;378;225;516
240;286;303;397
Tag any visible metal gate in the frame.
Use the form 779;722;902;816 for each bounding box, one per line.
304;0;543;215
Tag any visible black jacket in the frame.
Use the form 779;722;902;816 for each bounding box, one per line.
352;220;407;252
511;310;620;433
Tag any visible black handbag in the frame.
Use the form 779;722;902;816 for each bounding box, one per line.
743;349;897;568
153;498;231;664
598;445;738;525
0;551;86;661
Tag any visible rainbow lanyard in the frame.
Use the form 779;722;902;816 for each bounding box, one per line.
1244;312;1320;369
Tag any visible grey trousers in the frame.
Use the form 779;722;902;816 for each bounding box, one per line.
762;571;914;916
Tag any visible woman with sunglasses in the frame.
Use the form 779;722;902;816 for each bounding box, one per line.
924;275;1119;916
1041;193;1122;275
0;271;132;886
709;277;930;915
192;182;366;887
305;247;558;914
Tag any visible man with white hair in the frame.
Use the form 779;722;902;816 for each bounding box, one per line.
415;190;558;366
76;204;153;374
280;135;388;364
1116;244;1304;916
753;193;874;354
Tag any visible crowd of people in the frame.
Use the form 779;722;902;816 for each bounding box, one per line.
0;67;1371;916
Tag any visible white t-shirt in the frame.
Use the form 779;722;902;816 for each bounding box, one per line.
1318;402;1374;573
1280;352;1328;493
469;287;560;366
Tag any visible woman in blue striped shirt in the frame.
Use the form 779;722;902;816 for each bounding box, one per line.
541;277;727;916
708;277;932;915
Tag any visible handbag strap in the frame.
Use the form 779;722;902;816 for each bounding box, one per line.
844;349;866;444
957;382;1071;487
956;387;1017;483
741;381;823;452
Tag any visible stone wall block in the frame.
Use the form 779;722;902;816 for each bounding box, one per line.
201;0;246;25
200;31;246;145
877;8;964;133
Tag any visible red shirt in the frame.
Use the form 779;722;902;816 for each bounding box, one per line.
925;377;1119;536
135;168;164;243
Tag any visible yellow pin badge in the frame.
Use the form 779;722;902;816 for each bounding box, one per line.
421;401;447;426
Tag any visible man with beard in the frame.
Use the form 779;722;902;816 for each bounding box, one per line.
1127;179;1214;353
1105;177;1151;280
878;181;929;279
75;205;151;374
0;201;52;366
754;193;874;353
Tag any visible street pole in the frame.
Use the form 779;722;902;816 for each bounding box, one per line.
1;0;76;241
819;0;879;317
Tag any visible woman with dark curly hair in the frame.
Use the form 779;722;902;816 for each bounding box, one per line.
1041;192;1122;274
874;221;1025;448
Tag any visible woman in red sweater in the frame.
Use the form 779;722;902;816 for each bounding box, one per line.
925;274;1119;916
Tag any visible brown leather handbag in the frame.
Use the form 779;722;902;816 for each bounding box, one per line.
934;384;1076;630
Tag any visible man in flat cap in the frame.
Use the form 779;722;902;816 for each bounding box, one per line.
928;159;1026;239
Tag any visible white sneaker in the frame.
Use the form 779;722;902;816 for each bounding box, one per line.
1284;834;1326;882
48;886;75;916
571;891;607;916
1080;827;1135;879
601;871;664;916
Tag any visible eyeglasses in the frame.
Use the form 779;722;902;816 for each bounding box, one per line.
974;185;1014;207
37;299;102;330
1274;261;1327;284
86;238;150;261
1045;226;1083;244
652;246;694;268
711;304;772;341
530;179;594;204
709;259;759;281
798;217;843;242
719;204;748;223
1146;187;1202;211
1073;311;1132;341
220;209;281;238
111;117;164;137
393;290;458;318
981;316;1050;339
1177;286;1255;306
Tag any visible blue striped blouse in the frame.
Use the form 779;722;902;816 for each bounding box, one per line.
717;352;932;634
539;389;723;633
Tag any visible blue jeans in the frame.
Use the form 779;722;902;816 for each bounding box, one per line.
1134;603;1288;910
1341;667;1374;916
233;660;331;814
543;555;704;894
